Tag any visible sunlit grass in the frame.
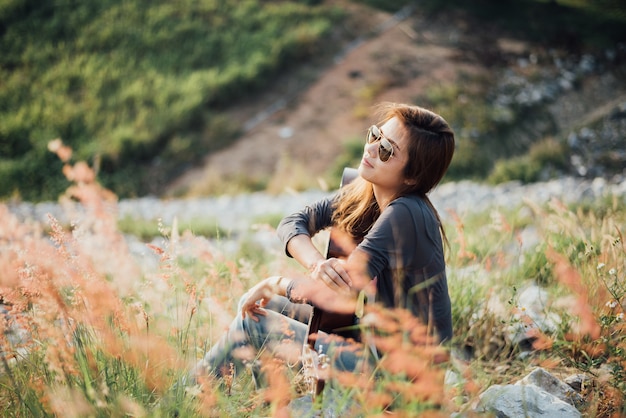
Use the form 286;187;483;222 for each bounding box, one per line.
117;214;227;241
1;144;624;416
445;193;626;416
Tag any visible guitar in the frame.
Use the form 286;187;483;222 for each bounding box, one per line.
303;167;360;397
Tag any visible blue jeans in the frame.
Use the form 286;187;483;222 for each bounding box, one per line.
195;292;366;385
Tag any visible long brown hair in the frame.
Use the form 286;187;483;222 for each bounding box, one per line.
332;102;455;244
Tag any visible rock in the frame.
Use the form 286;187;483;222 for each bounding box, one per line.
288;387;359;418
474;367;585;417
0;304;31;369
564;374;592;393
516;368;584;408
476;383;581;417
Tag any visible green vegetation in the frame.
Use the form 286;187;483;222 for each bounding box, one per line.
2;0;626;201
487;137;570;184
330;73;569;186
353;0;414;13
1;143;624;417
422;79;525;181
117;214;227;241
0;0;343;201
421;0;626;49
445;194;626;416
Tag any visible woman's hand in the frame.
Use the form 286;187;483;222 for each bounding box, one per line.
286;235;353;291
309;258;352;291
240;276;286;322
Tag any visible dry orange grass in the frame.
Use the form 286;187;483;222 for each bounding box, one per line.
0;141;244;415
1;139;624;416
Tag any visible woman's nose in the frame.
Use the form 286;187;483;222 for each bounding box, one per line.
364;141;377;157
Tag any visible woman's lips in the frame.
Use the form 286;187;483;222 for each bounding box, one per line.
361;158;373;168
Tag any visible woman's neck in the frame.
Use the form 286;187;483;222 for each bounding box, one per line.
372;186;397;211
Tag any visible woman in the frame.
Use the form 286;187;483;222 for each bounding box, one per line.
194;102;455;383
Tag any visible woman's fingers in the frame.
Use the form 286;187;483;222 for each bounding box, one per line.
240;277;277;320
320;258;352;290
242;302;268;322
248;307;267;322
324;270;343;290
333;262;352;287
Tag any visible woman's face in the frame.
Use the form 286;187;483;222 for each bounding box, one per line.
358;116;411;197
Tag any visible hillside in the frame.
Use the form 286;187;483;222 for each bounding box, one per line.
165;1;626;197
2;0;626;201
2;3;626;415
0;0;343;200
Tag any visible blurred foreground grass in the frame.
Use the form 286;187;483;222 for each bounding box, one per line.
0;143;624;417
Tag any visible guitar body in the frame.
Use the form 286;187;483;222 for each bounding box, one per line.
315;167;360;337
304;167;359;396
310;225;360;339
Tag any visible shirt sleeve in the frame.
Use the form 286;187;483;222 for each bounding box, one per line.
276;195;336;257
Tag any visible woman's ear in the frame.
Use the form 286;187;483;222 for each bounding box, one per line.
404;178;417;186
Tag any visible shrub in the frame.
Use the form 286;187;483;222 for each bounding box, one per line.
0;0;342;201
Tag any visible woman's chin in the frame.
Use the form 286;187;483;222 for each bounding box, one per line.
358;163;373;179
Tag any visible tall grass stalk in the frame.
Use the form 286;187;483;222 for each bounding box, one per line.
1;141;624;416
446;195;625;416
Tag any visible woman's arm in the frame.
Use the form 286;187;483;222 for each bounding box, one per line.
287;277;357;314
285;234;326;276
276;197;335;253
277;196;352;289
240;275;357;321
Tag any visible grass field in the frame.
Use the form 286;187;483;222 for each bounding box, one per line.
2;0;626;202
0;143;624;417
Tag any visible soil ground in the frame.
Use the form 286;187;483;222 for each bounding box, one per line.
165;2;500;196
164;2;625;197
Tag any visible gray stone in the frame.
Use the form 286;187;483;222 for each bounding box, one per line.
516;368;584;408
564;374;591;393
476;384;581;417
288;387;360;418
0;305;31;368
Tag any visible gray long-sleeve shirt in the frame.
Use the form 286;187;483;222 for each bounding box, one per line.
277;194;453;343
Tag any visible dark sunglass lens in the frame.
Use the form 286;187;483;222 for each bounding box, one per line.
379;143;392;162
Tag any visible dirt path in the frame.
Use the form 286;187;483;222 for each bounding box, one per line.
164;5;494;196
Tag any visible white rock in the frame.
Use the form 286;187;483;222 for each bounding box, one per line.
476;384;581;417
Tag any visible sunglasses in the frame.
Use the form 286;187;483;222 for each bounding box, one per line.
366;125;395;162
